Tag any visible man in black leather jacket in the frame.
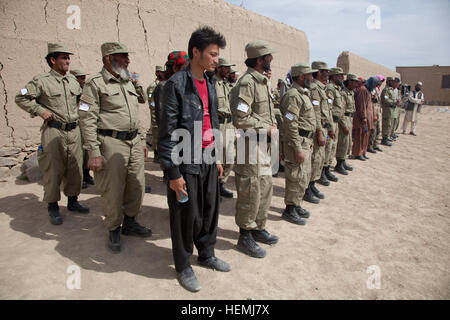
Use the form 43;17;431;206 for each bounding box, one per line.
158;26;231;293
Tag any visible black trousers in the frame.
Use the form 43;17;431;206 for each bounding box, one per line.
167;163;220;273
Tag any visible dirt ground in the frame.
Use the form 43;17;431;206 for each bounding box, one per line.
0;106;449;300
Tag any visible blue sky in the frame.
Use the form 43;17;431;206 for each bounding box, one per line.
224;0;450;70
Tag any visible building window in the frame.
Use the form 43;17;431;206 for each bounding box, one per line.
442;75;450;88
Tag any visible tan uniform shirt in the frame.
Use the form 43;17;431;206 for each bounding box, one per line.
326;82;345;127
381;86;396;109
15;69;82;123
310;79;333;131
78;67;146;158
214;74;232;119
280;82;316;156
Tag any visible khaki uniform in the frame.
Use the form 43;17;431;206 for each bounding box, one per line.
146;80;159;151
309;79;332;181
214;74;235;184
280;82;315;206
391;88;400;135
369;90;382;148
230;67;276;230
326;82;344;166
338;86;356;158
79;67;146;230
15;69;83;203
381;86;396;138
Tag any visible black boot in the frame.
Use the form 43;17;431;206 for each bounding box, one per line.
310;181;325;199
251;229;279;244
294;205;310;219
108;226;121;253
324;166;338;182
122;215;152;237
303;184;320;204
282;205;307;225
343;160;353;171
381;137;392;146
67;196;89;214
83;169;94;185
219;182;233;198
374;146;383;152
153;150;160;163
48;202;62;225
145;186;152;193
237;229;266;258
318;168;330;186
334;160;349;175
367;147;376;153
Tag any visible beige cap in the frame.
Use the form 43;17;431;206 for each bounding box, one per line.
311;61;330;71
291;63;317;77
346;73;359;81
386;76;394;81
47;42;73;55
101;42;134;57
416;81;423;86
218;57;236;67
155;65;164;72
245;40;277;59
329;67;345;76
70;69;89;77
230;66;238;73
394;77;401;83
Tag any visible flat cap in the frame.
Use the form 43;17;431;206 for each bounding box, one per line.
230;66;238;73
311;61;330;71
394;77;401;82
155;65;164;72
245;40;277;59
218;57;236;67
416;81;423;86
386;76;394;81
101;42;133;57
70;69;89;77
347;73;359;81
291;63;318;77
47;42;73;55
329;67;345;76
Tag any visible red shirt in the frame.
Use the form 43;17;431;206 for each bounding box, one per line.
194;78;214;149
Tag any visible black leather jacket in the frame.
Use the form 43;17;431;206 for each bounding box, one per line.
158;64;219;180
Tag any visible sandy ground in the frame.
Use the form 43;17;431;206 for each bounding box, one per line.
0;106;449;300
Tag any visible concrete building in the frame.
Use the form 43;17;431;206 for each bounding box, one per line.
396;65;450;105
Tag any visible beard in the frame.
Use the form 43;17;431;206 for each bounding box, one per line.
262;61;271;73
303;78;312;89
111;60;130;81
228;76;236;83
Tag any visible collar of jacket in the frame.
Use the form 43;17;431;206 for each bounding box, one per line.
49;68;69;82
101;66;124;84
293;82;308;94
313;78;326;89
213;74;226;85
185;64;215;109
246;67;268;84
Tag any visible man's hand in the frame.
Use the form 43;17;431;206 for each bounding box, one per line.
295;151;305;164
40;110;53;121
328;130;336;140
88;156;103;172
143;145;148;161
267;124;278;137
217;163;224;179
317;130;326;147
343;127;349;135
169;177;188;202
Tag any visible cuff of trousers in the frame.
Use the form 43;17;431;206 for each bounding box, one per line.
167;166;181;180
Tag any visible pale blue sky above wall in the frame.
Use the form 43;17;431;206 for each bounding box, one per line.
224;0;450;70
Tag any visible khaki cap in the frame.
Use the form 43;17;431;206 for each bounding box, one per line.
346;73;359;81
47;42;73;55
311;61;330;71
155;65;164;72
70;69;89;77
394;77;401;82
291;63;317;77
416;81;423;86
245;40;277;59
230;66;238;73
329;67;345;76
218;57;236;67
101;42;134;57
386;76;394;81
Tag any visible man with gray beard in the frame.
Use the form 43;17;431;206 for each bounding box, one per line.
78;42;152;253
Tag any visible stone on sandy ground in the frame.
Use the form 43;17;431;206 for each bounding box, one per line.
0;157;19;167
0;147;22;157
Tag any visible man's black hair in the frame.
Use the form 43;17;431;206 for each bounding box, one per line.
188;26;226;59
292;75;300;82
244;54;270;69
45;52;62;68
312;71;319;79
